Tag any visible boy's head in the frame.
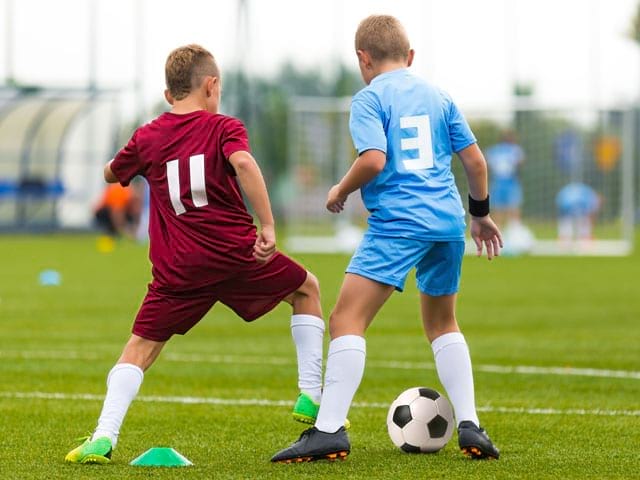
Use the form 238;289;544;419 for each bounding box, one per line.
165;44;221;112
355;15;413;84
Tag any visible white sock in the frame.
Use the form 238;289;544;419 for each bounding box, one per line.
431;332;480;427
92;363;144;447
291;314;325;403
315;335;366;433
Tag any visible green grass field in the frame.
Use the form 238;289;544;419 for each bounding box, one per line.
1;234;638;479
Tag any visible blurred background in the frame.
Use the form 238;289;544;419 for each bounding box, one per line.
1;0;639;256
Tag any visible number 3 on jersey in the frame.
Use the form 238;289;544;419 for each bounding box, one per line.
400;115;434;171
167;154;208;215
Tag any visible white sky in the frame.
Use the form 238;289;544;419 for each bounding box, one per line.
1;0;639;112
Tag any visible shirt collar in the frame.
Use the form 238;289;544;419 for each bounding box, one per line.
370;68;409;85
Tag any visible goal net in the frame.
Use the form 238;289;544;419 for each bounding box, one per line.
284;96;635;256
282;96;366;253
463;104;635;256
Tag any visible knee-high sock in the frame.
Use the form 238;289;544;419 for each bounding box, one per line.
431;332;479;426
291;314;325;403
315;335;366;433
92;363;144;447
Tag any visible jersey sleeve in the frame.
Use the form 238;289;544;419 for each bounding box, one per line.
445;95;476;153
111;130;143;186
221;117;251;159
349;90;387;155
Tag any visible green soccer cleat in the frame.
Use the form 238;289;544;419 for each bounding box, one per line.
292;392;351;430
292;392;319;424
65;436;113;465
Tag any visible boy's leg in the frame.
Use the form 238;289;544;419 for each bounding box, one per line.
215;254;324;424
93;335;166;444
316;274;393;432
421;293;478;424
271;274;394;463
284;272;325;419
65;335;166;464
558;215;573;241
577;215;592;240
421;293;499;459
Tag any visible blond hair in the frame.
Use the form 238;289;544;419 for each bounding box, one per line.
165;44;219;100
355;15;410;62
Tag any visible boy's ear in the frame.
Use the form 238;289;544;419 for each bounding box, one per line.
206;76;218;97
164;89;174;105
407;49;415;67
356;49;372;69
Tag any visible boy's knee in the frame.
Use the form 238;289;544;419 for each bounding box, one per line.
119;335;165;371
299;271;320;299
328;309;357;338
328;312;340;337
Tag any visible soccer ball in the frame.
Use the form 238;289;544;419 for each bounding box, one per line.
386;387;454;453
502;221;535;256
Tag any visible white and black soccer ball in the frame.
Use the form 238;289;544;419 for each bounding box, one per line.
386;387;454;453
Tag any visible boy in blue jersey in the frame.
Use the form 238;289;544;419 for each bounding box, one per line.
556;182;600;242
486;130;525;228
272;15;502;463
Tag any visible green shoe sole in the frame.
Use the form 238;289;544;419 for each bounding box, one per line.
77;454;111;465
292;412;316;424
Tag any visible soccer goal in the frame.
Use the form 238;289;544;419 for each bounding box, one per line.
284;96;636;256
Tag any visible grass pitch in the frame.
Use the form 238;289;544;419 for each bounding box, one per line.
0;234;638;479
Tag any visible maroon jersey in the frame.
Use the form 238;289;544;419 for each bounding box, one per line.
111;110;258;291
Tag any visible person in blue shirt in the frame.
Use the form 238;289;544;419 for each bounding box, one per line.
486;130;525;228
272;14;502;463
556;182;600;241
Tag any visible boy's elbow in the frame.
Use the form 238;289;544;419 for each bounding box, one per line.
229;151;258;174
371;157;386;174
233;157;254;173
468;155;486;173
361;149;386;174
104;163;118;183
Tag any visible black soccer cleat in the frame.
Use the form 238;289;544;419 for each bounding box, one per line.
271;426;350;463
458;421;500;459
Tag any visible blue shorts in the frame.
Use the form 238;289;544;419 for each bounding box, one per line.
491;180;522;209
346;234;465;296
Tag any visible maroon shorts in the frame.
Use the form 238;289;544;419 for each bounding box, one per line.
132;253;307;342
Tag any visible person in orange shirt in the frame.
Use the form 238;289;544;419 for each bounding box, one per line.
94;182;142;238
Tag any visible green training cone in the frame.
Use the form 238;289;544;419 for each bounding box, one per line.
130;447;193;467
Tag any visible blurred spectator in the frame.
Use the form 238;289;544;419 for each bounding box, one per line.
94;180;144;238
555;182;601;242
486;130;525;228
135;179;150;242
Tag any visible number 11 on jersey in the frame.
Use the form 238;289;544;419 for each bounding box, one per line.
167;154;208;215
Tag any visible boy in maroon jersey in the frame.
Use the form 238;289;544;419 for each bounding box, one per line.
65;44;326;464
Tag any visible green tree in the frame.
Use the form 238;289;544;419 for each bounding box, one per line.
223;64;361;177
631;1;640;44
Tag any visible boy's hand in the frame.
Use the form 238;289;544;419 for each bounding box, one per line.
254;224;276;263
470;215;503;260
326;185;348;213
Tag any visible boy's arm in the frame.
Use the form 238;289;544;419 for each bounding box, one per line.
457;143;503;260
326;149;386;213
228;150;276;263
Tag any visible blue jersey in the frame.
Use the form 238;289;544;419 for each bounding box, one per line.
556;183;599;216
349;68;476;241
486;143;523;181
